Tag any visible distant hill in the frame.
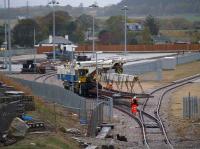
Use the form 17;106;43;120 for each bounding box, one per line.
100;0;200;16
0;0;200;20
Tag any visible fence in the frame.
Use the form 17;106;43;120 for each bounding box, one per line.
87;96;113;137
36;44;200;54
0;49;36;57
11;78;87;117
183;96;200;119
76;44;200;52
123;59;162;81
176;53;200;65
10;78;113;134
122;52;200;81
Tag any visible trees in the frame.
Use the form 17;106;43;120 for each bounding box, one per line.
141;27;152;44
0;25;4;46
188;30;200;43
37;11;72;37
105;15;124;44
76;14;94;31
144;15;159;35
36;12;92;43
12;19;42;47
193;21;200;30
98;30;112;44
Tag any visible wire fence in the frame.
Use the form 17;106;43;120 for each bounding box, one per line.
0;49;36;57
176;53;200;65
183;96;200;119
87;96;113;137
11;78;113;135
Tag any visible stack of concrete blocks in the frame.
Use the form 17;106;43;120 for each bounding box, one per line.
123;59;162;81
177;53;200;65
161;57;176;70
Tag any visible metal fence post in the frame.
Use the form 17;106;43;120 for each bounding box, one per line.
109;97;113;122
183;95;200;120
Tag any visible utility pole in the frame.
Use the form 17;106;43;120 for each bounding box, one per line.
8;0;12;73
122;5;128;55
4;0;7;69
89;3;98;58
26;0;30;18
53;3;55;61
48;0;59;62
33;28;36;72
95;51;102;105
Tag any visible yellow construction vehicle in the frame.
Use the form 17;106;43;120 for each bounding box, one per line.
59;57;126;97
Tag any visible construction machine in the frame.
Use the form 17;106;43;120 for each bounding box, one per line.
59;57;126;97
21;60;46;74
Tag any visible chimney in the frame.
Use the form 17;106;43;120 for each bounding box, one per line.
49;35;53;43
65;35;69;40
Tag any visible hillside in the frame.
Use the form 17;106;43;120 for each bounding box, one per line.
0;0;200;20
100;0;200;16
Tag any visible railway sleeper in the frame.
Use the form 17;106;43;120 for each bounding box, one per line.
144;123;159;128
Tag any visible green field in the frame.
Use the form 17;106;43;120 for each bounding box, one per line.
0;19;18;27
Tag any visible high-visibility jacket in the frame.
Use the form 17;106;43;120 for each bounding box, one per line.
131;104;138;113
106;83;113;90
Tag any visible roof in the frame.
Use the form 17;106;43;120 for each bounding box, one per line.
39;36;72;45
151;35;171;43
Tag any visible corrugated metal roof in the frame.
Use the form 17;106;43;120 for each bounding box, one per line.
39;36;72;45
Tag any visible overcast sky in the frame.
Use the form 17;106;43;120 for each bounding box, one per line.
0;0;122;8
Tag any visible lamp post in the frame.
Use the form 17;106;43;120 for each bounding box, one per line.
33;28;36;72
89;3;98;58
122;5;128;55
8;0;12;73
48;0;59;62
4;0;7;68
71;45;77;92
95;51;102;104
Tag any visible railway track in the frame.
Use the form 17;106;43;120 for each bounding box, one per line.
34;71;57;83
114;105;150;149
140;74;200;149
114;74;200;149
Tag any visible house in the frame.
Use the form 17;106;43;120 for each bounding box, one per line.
127;23;143;31
36;35;77;54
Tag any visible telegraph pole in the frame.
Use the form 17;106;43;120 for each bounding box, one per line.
8;0;12;73
26;0;30;18
48;0;59;62
89;3;98;58
4;0;7;68
122;5;128;55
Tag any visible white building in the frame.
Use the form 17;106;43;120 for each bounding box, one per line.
127;23;143;31
36;35;77;52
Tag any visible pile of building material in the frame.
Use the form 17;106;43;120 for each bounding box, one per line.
161;57;176;70
0;82;38;146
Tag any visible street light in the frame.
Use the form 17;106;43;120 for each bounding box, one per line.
122;5;128;55
33;28;36;72
71;45;78;92
95;51;102;104
48;0;59;62
7;0;12;73
89;3;98;58
4;0;7;69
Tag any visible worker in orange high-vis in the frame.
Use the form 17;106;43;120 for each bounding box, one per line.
106;81;113;90
131;96;139;115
